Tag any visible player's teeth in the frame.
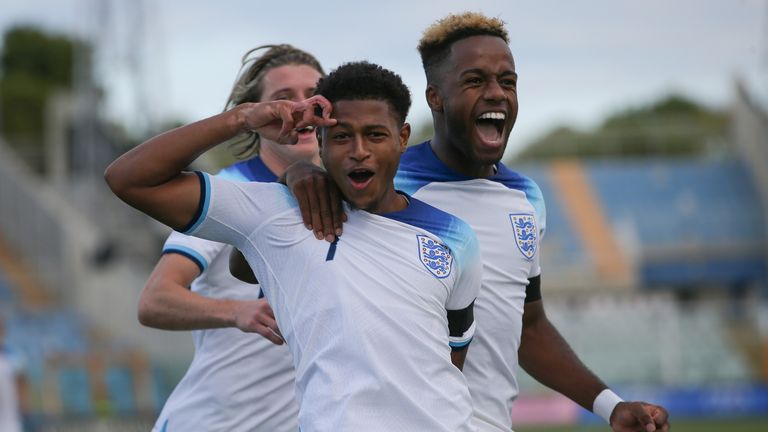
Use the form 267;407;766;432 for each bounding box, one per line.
478;112;506;120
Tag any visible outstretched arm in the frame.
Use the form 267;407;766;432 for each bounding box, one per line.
519;299;606;408
104;97;335;230
139;253;284;344
519;299;669;432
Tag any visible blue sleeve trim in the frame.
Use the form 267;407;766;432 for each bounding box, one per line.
179;171;211;234
449;337;472;351
162;246;208;273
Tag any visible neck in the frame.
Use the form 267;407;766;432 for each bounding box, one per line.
430;133;496;178
362;188;408;215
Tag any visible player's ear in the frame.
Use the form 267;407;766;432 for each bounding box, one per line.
399;123;411;153
426;85;443;113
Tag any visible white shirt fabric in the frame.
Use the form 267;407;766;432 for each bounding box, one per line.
0;348;22;432
184;172;482;432
396;142;546;432
153;157;299;432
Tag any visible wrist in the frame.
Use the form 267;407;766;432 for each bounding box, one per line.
593;388;623;424
208;298;238;328
228;103;258;135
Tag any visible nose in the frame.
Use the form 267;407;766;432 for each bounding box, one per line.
349;136;371;161
484;79;505;102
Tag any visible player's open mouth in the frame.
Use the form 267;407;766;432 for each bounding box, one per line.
297;126;315;137
348;168;375;190
475;111;506;147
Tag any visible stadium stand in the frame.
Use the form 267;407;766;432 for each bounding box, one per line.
509;86;768;426
517;156;767;291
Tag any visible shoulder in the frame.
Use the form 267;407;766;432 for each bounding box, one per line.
494;163;543;199
494;163;546;225
386;196;479;263
215;156;278;183
395;142;463;194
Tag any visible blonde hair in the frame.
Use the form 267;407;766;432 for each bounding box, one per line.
225;44;323;158
417;12;508;83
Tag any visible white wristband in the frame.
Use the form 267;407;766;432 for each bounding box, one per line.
593;389;623;424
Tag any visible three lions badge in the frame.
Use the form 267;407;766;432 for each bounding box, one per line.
509;214;537;260
417;235;453;279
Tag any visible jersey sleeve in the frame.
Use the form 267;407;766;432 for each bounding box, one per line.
179;172;295;249
162;230;227;274
445;226;481;351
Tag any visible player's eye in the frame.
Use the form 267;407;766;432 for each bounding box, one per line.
500;78;517;88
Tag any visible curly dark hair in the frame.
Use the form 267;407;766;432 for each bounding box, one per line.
226;44;324;158
417;12;508;84
314;61;411;125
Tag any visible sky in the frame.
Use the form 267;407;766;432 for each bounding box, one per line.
2;0;766;156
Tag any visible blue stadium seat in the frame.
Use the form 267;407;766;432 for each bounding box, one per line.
105;366;137;414
583;158;766;286
58;366;93;415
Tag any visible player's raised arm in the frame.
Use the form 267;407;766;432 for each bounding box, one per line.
104;96;335;230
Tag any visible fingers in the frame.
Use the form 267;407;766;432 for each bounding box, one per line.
293;178;314;230
257;323;284;345
235;300;284;344
294;95;337;129
611;402;660;432
252;314;284;345
314;175;336;242
277;104;299;144
327;181;346;236
260;299;276;320
304;176;325;240
630;403;656;432
284;161;341;236
646;404;669;432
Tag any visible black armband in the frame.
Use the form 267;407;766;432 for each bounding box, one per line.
525;275;542;303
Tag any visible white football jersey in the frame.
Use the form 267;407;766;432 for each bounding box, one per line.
153;157;298;432
396;142;546;432
184;172;481;432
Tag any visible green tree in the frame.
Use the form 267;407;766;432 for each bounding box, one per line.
0;26;84;172
515;94;729;161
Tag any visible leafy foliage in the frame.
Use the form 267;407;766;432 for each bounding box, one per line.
0;26;84;171
516;95;730;161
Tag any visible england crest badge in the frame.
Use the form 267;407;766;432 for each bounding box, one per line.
509;214;537;260
417;235;453;279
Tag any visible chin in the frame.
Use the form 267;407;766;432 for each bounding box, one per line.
471;146;505;166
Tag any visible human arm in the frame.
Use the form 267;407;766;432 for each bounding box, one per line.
450;347;468;370
519;286;669;431
104;97;335;230
281;161;346;242
445;227;481;371
229;248;258;284
139;252;284;344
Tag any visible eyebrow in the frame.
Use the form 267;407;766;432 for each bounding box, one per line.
267;88;295;96
460;68;517;77
329;122;391;130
